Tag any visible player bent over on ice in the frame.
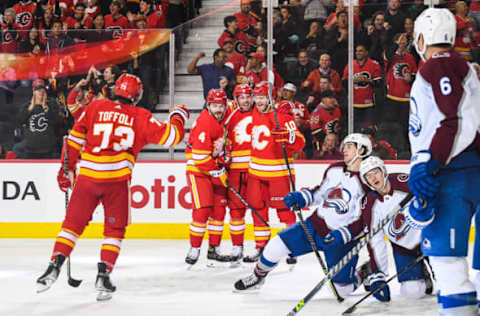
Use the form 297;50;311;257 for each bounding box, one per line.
234;133;371;295
36;74;189;300
406;8;480;315
322;156;434;302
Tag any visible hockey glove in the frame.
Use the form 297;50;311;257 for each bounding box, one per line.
209;167;228;187
283;189;313;209
409;150;440;200
322;227;352;250
367;271;391;302
57;167;72;193
272;128;295;144
404;197;435;230
168;104;189;126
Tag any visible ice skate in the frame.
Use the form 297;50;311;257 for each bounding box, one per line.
230;245;243;267
95;262;116;301
356;261;373;292
207;245;231;267
36;254;66;293
185;247;200;267
286;256;297;271
422;259;434;295
242;247;263;263
234;272;265;291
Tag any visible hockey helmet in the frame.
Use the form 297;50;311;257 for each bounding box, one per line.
360;156;388;191
233;83;252;97
206;89;227;104
341;133;372;165
253;81;269;96
414;8;456;61
115;73;143;105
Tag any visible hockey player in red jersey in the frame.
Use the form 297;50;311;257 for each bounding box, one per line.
185;89;233;266
243;82;305;263
224;84;254;262
36;74;189;300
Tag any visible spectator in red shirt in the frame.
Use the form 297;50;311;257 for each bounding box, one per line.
302;53;342;99
38;7;54;44
218;15;250;56
139;0;165;28
13;0;37;41
234;0;260;49
223;39;247;76
309;89;341;153
342;44;382;129
86;0;101;17
65;2;93;42
454;1;476;61
312;132;343;160
105;0;129;39
1;8;20;54
242;52;284;91
324;1;361;32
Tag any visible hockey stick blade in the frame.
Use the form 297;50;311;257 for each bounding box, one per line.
67;257;82;287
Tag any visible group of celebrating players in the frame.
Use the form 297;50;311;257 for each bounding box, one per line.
32;7;480;316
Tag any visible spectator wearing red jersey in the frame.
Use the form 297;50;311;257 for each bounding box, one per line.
218;15;250;56
86;0;101;17
105;0;129;39
234;0;260;49
383;33;417;144
13;0;37;41
223;39;247;76
1;8;20;54
324;1;361;32
305;75;334;111
243;52;284;91
312;132;343;160
38;7;54;44
454;1;476;61
139;0;165;28
309;89;341;153
65;2;93;42
302;53;342;99
342;44;382;129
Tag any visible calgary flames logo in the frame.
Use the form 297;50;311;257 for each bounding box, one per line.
323;186;352;214
393;63;410;79
16;12;32;27
388;211;411;241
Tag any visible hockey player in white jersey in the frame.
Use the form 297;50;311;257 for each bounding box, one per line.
322;156;433;302
406;7;480;315
234;133;371;296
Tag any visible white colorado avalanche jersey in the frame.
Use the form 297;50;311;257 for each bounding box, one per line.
349;174;421;273
409;51;480;166
308;162;369;235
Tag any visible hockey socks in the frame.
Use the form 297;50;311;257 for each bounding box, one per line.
100;238;122;272
51;229;79;260
229;209;246;246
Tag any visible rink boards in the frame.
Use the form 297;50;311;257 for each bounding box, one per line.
0;160;475;240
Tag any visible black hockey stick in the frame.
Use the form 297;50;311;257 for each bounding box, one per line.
226;180;270;227
267;72;344;303
286;193;414;315
342;255;425;315
63;137;82;288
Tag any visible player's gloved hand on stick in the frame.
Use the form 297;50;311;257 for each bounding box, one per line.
366;271;391;302
283;189;313;209
57;167;72;193
405;197;436;229
168;104;189;126
209;167;228;187
408;150;440;200
321;226;352;250
272;128;295;144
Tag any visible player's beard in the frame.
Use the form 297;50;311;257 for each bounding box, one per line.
212;111;225;122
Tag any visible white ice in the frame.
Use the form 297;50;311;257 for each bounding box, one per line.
0;239;475;316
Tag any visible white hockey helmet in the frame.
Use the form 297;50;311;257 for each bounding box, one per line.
341;133;372;166
360;156;388;191
413;8;456;61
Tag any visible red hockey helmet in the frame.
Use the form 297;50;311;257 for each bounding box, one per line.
206;89;227;104
253;81;269;96
115;73;143;105
233;84;252;97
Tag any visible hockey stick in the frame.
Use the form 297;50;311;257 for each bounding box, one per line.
63;137;82;288
267;71;343;303
342;255;425;315
226;180;270;227
286;193;414;316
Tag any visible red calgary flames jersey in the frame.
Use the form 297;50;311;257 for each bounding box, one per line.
186;109;229;176
226;108;253;172
66;98;185;182
13;1;36;40
105;15;130;39
343;58;382;108
1;24;19;53
385;52;417;102
309;104;341;136
249;107;305;180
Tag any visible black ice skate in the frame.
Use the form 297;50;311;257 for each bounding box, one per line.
207;245;231;267
185;247;200;266
36;254;66;293
242;247;263;263
356;261;373;292
234;272;265;291
230;245;244;263
422;258;434;295
95;262;116;301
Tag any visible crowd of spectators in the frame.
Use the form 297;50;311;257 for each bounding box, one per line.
189;0;480;160
0;0;201;159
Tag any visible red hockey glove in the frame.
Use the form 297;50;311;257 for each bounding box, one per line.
209;167;228;187
168;104;189;126
276;100;294;115
272;128;295;144
57;167;72;193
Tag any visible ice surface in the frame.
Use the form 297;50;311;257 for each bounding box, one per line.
0;239;470;316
